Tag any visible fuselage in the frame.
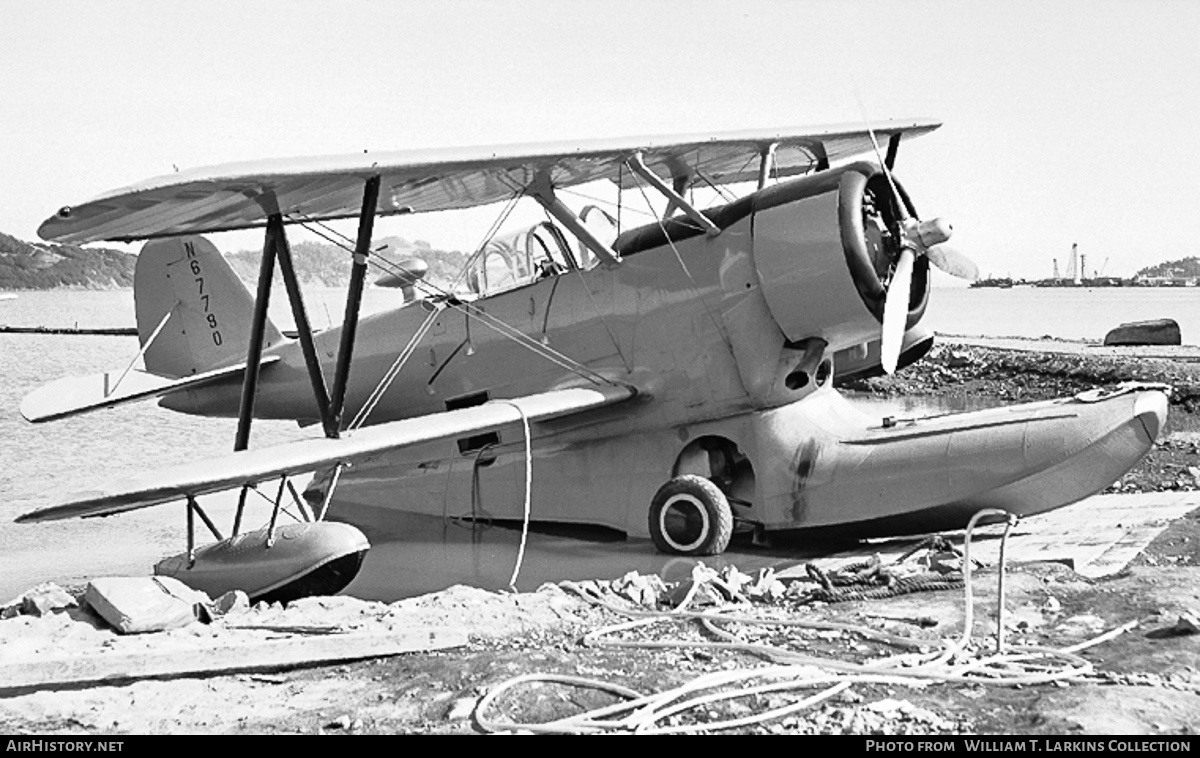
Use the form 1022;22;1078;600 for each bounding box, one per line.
166;163;915;437
155;164;1164;542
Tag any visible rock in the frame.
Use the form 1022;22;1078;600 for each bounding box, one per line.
11;582;77;617
926;550;963;575
447;696;478;720
746;568;787;601
1103;319;1181;346
946;350;973;368
211;590;250;617
1172;610;1200;636
611;571;668;607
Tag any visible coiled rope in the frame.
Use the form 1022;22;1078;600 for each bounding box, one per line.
474;509;1136;734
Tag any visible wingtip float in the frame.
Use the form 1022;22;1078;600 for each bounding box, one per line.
17;121;1168;603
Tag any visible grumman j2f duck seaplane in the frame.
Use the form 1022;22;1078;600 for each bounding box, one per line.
18;119;1169;602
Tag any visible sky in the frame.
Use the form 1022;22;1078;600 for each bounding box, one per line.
1;0;1198;280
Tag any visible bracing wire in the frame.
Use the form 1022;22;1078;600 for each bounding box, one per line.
283;210;626;430
556;186;657;222
535;205;632;373
626;160;736;355
347;301;443;431
291;211;619;387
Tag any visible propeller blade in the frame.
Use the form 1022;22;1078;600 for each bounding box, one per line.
880;247;915;374
863;122;910;222
926;244;980;281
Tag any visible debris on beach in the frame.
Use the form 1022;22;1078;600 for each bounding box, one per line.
1;581;75;619
4;540;1200;735
1104;318;1182;347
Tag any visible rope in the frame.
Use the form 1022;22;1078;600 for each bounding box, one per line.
801;543;966;602
473;508;1132;734
805;575;965;603
492;400;533;591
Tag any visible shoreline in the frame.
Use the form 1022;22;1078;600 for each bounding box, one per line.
936;332;1200;359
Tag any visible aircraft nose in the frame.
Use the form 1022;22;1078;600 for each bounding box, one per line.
1133;389;1169;442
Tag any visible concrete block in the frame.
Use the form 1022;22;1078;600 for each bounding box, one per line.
84;576;210;634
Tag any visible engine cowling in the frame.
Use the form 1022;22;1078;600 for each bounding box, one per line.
750;162;930;353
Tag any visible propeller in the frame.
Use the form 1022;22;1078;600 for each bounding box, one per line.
926;244;979;281
862;131;978;373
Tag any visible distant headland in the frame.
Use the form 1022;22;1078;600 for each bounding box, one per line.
0;230;466;291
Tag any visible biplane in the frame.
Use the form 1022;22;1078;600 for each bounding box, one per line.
18;119;1168;601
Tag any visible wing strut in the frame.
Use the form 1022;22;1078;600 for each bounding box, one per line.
329;175;382;430
628;152;720;237
234;178;382;475
885;133;901;170
271;215;335;437
234;225;279;452
757;143;777;190
528;173;621;266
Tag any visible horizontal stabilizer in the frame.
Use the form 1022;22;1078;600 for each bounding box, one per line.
20;356;280;423
17;384;636;523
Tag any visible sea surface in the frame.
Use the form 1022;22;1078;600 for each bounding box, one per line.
0;285;1196;599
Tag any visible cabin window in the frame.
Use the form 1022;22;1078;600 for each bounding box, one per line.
446;391;500;455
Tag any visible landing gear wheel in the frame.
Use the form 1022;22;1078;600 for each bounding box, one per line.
648;475;733;556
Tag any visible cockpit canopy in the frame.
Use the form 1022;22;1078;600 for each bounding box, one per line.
467;206;617;296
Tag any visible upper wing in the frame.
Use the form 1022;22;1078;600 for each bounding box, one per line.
39;119;940;244
17;384;635;523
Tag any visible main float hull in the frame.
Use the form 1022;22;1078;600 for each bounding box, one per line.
311;385;1169;542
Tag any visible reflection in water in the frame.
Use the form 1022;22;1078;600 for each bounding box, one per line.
333;504;832;603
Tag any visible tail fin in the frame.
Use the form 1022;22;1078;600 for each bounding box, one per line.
136;236;282;378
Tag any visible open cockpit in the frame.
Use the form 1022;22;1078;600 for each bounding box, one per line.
464;206;618;297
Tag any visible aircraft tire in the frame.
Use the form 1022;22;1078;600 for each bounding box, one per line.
648;475;733;556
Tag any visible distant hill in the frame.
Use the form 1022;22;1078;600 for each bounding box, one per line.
1136;256;1200;279
0;230;467;292
225;236;468;292
0;231;135;289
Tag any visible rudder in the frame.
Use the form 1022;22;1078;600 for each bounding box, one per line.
135;236;282;377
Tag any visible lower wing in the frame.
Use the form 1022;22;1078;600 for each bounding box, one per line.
17;384;635;523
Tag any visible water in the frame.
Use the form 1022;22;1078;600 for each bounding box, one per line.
921;286;1200;343
0;285;1194;600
